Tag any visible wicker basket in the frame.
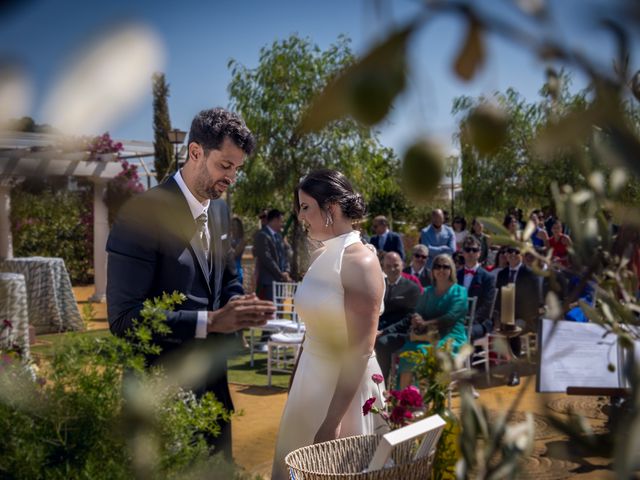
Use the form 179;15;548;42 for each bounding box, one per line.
284;434;434;480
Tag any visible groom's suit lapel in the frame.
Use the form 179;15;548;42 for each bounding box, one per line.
208;200;225;309
159;178;212;295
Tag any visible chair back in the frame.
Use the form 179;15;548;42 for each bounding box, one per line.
465;296;478;340
272;281;300;324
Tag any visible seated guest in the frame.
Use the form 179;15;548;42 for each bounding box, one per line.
457;236;496;342
401;270;424;294
549;219;572;268
503;213;521;241
397;254;468;388
403;244;431;288
470;218;490;264
495;246;543;386
370;215;405;260
375;251;421;381
488;245;509;279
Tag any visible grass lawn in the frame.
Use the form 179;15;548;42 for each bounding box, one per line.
30;329;291;390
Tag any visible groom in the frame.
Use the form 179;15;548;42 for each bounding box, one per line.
106;107;275;460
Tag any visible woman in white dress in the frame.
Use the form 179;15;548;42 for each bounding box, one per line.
271;169;386;480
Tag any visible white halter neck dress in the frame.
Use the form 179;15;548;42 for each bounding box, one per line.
271;231;386;480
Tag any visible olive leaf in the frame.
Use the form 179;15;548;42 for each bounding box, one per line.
300;24;414;132
453;18;485;81
401;139;446;202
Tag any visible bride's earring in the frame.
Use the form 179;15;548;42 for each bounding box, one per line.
324;212;333;228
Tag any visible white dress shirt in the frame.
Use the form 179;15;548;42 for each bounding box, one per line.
463;263;479;290
174;171;210;339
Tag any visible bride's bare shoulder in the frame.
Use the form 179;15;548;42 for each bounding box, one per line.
342;242;381;271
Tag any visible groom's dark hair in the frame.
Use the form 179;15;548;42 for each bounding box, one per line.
187;107;256;156
295;169;366;220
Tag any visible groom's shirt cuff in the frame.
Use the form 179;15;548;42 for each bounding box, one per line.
195;310;208;339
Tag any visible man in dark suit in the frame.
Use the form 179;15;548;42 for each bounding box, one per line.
457;236;496;342
253;209;291;301
494;245;542;386
106;108;275;460
370;215;405;260
403;244;431;289
375;252;421;382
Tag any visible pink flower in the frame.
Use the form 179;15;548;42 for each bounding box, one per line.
362;396;377;416
399;385;423;408
371;373;384;385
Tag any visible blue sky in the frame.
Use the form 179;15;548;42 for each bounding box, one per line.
0;0;634;155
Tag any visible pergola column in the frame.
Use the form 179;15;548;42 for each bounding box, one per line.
0;179;13;260
90;178;109;302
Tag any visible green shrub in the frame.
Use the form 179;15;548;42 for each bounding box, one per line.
10;184;93;284
0;292;260;480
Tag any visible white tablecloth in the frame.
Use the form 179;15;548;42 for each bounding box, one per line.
0;257;83;334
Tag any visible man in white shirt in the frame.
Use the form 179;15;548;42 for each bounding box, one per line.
107;107;275;459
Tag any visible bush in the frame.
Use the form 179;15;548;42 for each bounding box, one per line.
0;293;261;480
11;183;93;284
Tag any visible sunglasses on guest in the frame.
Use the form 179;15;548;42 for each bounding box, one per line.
506;248;521;255
463;247;480;253
413;253;427;259
432;263;451;270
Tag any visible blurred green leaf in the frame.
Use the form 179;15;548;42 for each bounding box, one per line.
301;24;414;131
401;139;445;202
463;103;510;154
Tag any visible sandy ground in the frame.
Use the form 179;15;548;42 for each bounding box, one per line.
70;286;620;479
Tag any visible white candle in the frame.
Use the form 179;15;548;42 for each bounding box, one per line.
500;284;515;327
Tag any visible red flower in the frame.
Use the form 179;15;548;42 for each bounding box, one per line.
2;319;12;329
399;385;423;408
371;373;384;385
362;396;377;416
390;405;413;425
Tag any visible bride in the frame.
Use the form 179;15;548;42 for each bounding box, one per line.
271;169;386;480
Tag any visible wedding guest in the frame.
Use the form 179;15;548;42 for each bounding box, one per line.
420;209;456;268
494;246;542;386
457;236;496;341
470;218;490;264
549;219;572;268
488;246;509;279
503;214;521;241
452;216;468;251
370;215;405;260
397;254;468;388
528;212;549;250
403;244;431;288
230;217;246;286
375;251;421;381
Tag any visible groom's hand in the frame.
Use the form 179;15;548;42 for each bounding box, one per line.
207;294;275;333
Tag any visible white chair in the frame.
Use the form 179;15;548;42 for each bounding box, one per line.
468;289;499;383
449;297;479;407
248;281;303;366
267;331;304;386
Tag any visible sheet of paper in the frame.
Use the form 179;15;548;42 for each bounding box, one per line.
538;319;620;393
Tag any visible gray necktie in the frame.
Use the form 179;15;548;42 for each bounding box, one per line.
196;213;210;258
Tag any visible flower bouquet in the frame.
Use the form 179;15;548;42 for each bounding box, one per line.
363;373;425;430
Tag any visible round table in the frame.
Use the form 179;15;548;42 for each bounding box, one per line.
0;272;30;359
0;257;84;334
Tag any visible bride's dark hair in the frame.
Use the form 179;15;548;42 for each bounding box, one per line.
295;169;366;220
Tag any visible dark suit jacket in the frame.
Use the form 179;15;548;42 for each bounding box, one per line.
378;276;421;332
106;178;243;456
403;266;431;288
495;264;542;331
457;266;496;340
253;226;289;291
371;230;405;260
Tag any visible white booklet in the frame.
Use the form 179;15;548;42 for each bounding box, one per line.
537;318;640;393
366;414;446;472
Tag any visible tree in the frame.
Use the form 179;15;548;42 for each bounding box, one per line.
152;73;174;183
227;34;403;277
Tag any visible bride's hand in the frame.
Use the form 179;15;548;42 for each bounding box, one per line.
313;421;341;444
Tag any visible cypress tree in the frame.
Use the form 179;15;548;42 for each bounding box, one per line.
152;73;174;183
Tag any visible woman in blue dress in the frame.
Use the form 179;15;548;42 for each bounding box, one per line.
398;253;468;388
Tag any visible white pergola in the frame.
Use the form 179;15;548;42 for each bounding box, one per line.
0;131;156;302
